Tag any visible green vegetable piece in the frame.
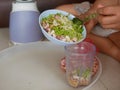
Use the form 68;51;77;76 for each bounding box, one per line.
82;69;91;78
72;18;83;25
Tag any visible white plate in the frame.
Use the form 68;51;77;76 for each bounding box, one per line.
0;41;102;90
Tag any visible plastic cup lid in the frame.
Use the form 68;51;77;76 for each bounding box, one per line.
15;0;35;3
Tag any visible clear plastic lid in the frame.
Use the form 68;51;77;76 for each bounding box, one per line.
15;0;35;3
12;0;39;12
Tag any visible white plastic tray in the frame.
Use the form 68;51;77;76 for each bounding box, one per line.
0;41;102;90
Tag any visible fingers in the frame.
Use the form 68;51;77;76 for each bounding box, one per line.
98;15;120;30
97;15;118;25
99;22;120;30
96;5;120;29
98;6;117;15
85;20;97;33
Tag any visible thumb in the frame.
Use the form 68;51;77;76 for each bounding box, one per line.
85;19;97;33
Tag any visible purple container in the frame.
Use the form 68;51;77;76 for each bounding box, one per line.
9;0;43;44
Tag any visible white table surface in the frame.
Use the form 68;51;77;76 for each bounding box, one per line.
0;28;120;90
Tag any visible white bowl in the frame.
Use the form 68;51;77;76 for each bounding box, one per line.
39;9;86;46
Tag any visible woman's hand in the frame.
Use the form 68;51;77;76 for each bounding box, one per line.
97;5;120;31
81;0;119;32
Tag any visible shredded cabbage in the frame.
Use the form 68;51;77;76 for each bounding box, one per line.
41;13;84;42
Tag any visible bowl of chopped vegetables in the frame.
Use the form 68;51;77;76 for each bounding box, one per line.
39;9;86;45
